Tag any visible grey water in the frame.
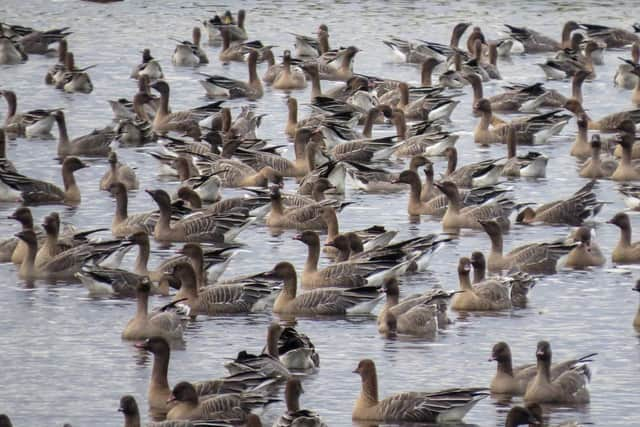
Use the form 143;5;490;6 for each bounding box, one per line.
0;0;639;426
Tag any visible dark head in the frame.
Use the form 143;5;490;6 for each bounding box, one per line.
141;48;152;62
311;177;335;194
150;80;170;95
118;395;139;416
409;155;429;170
325;233;350;251
171;261;197;283
475;98;492;113
535;340;551;362
490;341;512;363
62;156;89;173
634;279;640;293
15;229;37;245
607;212;630;229
124;231;150;246
353;358;376;378
136;277;152;294
433;181;460;198
134;336;170;355
346;232;364;253
179;243;203;261
292;230;320;247
563;98;584;115
505;405;541;426
145;188;172;207
168;382;198;405
269;184;282;201
0;415;11;427
470;251;486;271
108;151;118;165
479;219;502;237
262;261;296;281
573;226;592;245
8;207;32;225
42;214;60;235
458;257;472;276
391;169;420;185
383;277;400;298
617;119;636;135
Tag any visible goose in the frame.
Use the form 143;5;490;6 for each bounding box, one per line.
516;181;602;226
464;73;548;114
53;111;115;157
171;27;207;66
44;38;67;84
265;186;327;230
130;48;163;80
225;323;290;379
217;26;255;63
383;22;470;63
217;9;248;42
387;108;459;157
149;81;201;138
378;278;455;337
289;25;326;58
313;45;360;81
503;406;542;427
2;23;70;54
451;257;512;311
352;358;487;423
474;98;570;145
135;336;274;414
581;22;640;48
470;252;535;308
524;341;591;404
436;181;514;233
171;157;222;203
171;262;273;316
504;21;579;53
35;212;106;268
0;156;88;204
274;326;320;370
0;36;27;64
611;120;640;181
564;99;640;132
56;52;94;94
203;161;282;188
121;280;183;341
562;227;606;269
15;229;124;281
347;155;430;193
618;184;640;210
273;378;327;427
202;15;224;45
263;261;382;315
166;382;255;422
320;206;396;253
608;212;640;263
1;89;57;137
442;147;505;188
391;170;508;218
394;84;460;122
77;264;169;298
502;126;548;178
109;183;157;237
99;151;139;190
614;42;640;89
261;48;283;84
199;51;263;100
146;189;252;243
169;242;239;287
273;50;306;90
538;41;598;81
479;219;577;274
8;207;41;264
489;341;597;396
571;113;591;158
294;230;410;289
579;135;617;179
108;75;160;121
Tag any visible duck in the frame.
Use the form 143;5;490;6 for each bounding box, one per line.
1;89;57;137
579;135;618;179
0;36;27;64
273;50;306;90
564;99;640;132
504;21;579;53
524;341;591;404
611;120;640;181
109;183;157;237
503;406;542;427
378;278;454;337
614;42;640;89
171;262;273;316
562;227;606;269
516;181;602;226
121;280;183;341
451;257;512;311
474;98;570;145
352;358;487;423
171;27;208;66
502;126;548;178
225;322;291;379
149;81;201;138
199;51;263;100
436;181;514;233
218;9;248;42
263;261;382;315
273;378;327;427
0;156;88;204
274;326;320;370
480;219;577;274
130;48;163;80
608;212;640;263
56;52;95;94
147;189;252;243
53;111;115;158
489;341;597;396
15;229;124;281
99;151;139;191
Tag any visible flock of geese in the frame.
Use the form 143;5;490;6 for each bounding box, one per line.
2;5;640;427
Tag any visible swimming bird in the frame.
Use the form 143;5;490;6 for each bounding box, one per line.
53;110;115;158
130;48;164;80
99;151;139;191
608;212;640;264
273;378;328;427
0;89;57;137
199;51;263;100
171;27;208;66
